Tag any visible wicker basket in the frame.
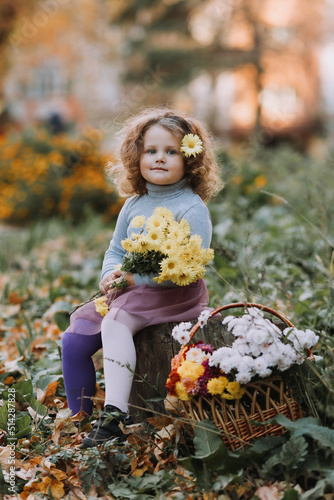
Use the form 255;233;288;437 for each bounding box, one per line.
177;302;308;451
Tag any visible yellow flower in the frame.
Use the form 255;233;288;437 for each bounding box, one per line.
121;238;137;253
188;234;203;252
146;213;169;232
173;265;203;286
224;381;245;400
175;381;191;401
168;221;190;243
153;206;174;222
94;296;109;317
146;227;165;248
160;239;178;255
207;376;228;395
131;215;146;228
180;134;203;158
177;360;205;381
134;236;151;253
200;247;214;266
155;257;181;282
178;218;191;238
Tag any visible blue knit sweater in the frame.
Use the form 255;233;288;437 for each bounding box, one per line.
101;178;213;286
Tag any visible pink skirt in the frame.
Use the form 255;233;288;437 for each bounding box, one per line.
67;279;210;335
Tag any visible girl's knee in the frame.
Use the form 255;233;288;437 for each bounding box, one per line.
62;330;79;351
62;330;102;358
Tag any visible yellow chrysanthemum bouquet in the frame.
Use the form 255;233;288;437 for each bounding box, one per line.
91;207;213;316
121;207;214;286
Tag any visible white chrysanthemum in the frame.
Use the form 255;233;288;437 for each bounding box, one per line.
233;338;251;356
285;327;319;351
241;355;256;371
253;355;269;372
305;328;319;346
222;315;235;325
280;344;298;363
186;347;211;364
208;346;235;367
275;345;295;370
247;307;264;319
246;342;262;357
197;309;211;328
263;318;282;338
219;358;237;373
171;322;192;345
258;366;272;378
248;325;270;345
219;351;244;373
262;351;279;367
235;370;252;384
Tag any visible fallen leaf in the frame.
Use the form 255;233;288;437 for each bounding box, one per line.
8;292;26;305
27;406;47;421
22;474;66;500
39;380;60;405
255;483;286;500
52;408;77;444
146;415;174;430
0;304;21;318
0;446;12;471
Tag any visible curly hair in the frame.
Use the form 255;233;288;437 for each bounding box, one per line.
107;107;224;202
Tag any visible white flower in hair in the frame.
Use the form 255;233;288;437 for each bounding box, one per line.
180;134;203;158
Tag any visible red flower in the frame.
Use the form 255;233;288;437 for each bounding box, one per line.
166;370;181;396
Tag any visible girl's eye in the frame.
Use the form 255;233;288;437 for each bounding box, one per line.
167;149;176;155
147;149;156;154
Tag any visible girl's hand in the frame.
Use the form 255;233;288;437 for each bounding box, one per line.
99;271;135;294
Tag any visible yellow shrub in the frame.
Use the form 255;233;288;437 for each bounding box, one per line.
0;128;122;224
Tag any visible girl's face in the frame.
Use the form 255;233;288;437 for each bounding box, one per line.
140;124;185;186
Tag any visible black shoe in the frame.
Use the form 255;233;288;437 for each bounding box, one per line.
81;405;128;449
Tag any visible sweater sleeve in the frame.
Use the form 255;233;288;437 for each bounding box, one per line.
133;202;212;287
101;201;129;279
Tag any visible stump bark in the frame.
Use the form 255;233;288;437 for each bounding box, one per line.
128;318;233;422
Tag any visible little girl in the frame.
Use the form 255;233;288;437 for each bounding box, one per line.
61;108;223;448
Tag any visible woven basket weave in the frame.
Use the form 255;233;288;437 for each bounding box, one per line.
177;302;306;451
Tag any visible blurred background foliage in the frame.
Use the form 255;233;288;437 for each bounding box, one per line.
0;0;333;226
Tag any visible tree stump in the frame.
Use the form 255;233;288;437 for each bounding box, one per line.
129;317;233;422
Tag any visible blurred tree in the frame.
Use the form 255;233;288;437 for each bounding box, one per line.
0;0;37;112
108;1;257;90
0;1;21;47
107;0;323;136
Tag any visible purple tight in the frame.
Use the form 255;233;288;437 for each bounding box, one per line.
62;320;102;415
62;312;146;415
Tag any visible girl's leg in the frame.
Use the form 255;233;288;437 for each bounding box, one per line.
81;310;146;448
62;319;102;416
101;317;137;413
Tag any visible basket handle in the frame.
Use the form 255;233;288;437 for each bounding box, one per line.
188;302;295;342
